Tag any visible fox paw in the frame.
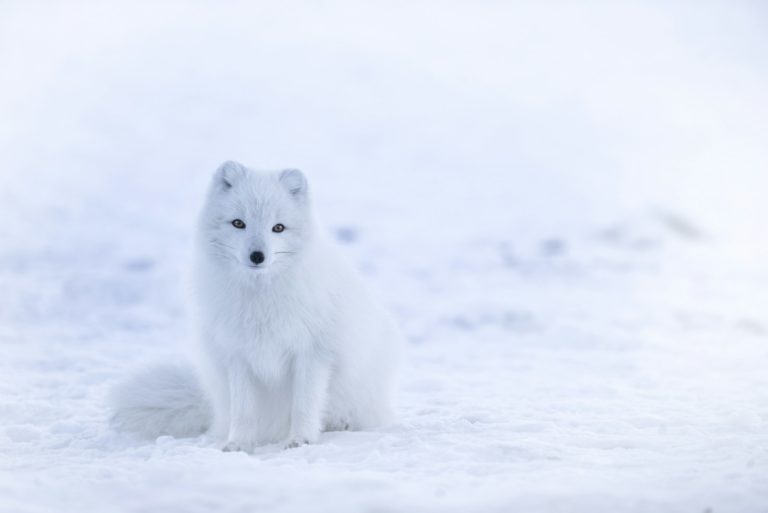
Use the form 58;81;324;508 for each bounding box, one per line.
325;418;351;432
283;437;311;450
222;439;254;453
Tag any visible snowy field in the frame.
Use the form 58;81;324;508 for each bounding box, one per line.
1;2;768;512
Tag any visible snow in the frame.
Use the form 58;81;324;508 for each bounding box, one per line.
1;1;768;512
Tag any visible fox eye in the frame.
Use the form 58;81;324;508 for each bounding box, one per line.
231;219;246;229
272;223;285;233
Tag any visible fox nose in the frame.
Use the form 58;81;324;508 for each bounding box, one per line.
249;251;265;265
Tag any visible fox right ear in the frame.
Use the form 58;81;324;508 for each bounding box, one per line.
214;161;246;189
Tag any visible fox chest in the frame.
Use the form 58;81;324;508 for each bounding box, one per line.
217;303;322;380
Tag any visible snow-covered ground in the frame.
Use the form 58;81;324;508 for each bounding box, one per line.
1;2;767;512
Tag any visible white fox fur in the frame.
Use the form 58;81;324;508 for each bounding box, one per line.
110;161;402;451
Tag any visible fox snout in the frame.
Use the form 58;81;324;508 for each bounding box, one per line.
244;238;269;268
249;251;265;265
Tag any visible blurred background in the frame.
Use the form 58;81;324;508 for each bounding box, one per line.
1;2;767;512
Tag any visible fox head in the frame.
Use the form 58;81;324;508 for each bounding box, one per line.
198;161;314;275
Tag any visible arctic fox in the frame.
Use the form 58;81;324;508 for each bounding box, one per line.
110;161;402;451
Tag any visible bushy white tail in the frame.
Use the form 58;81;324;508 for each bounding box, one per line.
109;364;211;439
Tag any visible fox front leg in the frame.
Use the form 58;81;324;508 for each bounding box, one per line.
222;361;260;453
284;353;331;449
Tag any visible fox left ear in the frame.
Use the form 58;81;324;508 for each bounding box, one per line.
279;169;308;200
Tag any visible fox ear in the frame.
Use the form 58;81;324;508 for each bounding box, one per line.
279;168;308;200
214;161;247;189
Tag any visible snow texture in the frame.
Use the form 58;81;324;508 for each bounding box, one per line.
1;2;768;512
